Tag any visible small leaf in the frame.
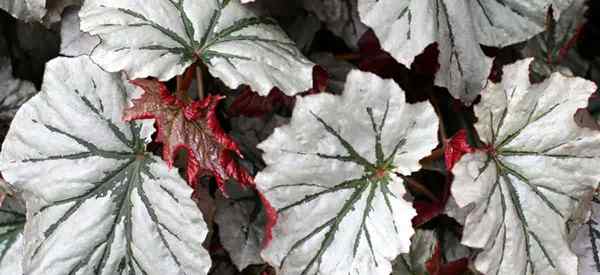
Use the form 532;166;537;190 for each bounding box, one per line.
444;129;474;171
80;0;314;95
123;79;253;189
257;70;439;275
0;56;211;275
451;58;600;275
215;182;269;270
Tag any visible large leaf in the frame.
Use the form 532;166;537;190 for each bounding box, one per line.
451;58;600;275
257;70;439;275
0;56;211;275
357;0;573;104
79;0;314;96
0;194;25;275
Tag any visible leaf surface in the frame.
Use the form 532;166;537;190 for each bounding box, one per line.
451;58;600;275
358;0;573;103
257;70;439;275
0;56;211;275
79;0;314;95
123;79;252;188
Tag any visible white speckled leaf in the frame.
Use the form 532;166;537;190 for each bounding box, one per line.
0;195;26;275
0;56;211;275
79;0;314;96
358;0;573;104
451;58;600;275
0;58;37;122
257;70;439;275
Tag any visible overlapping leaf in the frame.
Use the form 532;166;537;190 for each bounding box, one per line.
257;70;439;275
0;194;25;275
123;79;253;188
358;0;573;103
60;7;100;57
79;0;314;95
451;59;600;275
0;0;45;22
0;56;211;275
572;195;600;274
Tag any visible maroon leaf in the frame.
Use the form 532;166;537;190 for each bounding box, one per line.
425;243;470;275
444;129;474;171
123;79;252;189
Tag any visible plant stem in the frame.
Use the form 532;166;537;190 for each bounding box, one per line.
196;64;205;100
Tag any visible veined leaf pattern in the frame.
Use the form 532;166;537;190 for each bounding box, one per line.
257;70;439;275
0;56;211;275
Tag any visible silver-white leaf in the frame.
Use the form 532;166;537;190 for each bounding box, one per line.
358;0;574;104
60;7;100;57
79;0;314;96
257;70;439;275
0;56;211;275
451;58;600;275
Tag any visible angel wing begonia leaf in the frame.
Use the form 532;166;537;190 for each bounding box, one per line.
79;0;314;96
256;70;439;275
0;195;25;275
0;56;211;275
358;0;573;104
451;58;600;275
123;79;253;189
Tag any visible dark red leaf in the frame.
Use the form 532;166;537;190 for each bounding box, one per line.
426;243;470;275
123;79;247;190
444;129;474;171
